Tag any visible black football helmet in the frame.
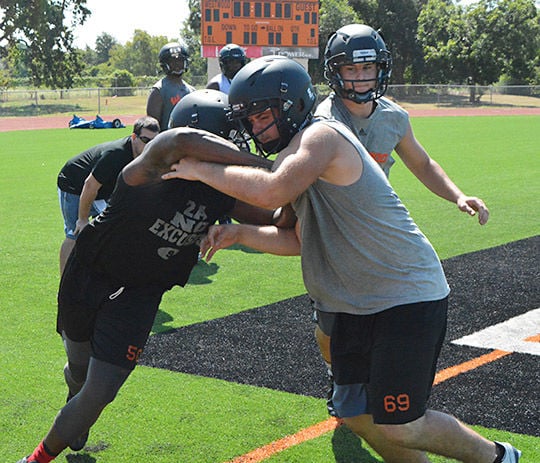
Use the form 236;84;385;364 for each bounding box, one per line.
159;41;190;76
324;24;392;103
228;55;317;155
168;89;235;137
168;89;250;151
219;43;247;80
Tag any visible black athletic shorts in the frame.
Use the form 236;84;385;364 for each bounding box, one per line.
57;253;165;370
329;298;448;424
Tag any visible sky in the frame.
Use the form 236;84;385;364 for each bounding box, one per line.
73;0;190;49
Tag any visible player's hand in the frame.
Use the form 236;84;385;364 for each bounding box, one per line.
456;196;489;225
200;224;239;261
74;218;89;236
162;157;201;181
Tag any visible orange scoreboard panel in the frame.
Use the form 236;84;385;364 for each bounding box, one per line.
201;0;319;59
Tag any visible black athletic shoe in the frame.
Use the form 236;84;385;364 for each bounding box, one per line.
16;457;36;463
326;372;339;417
66;392;90;451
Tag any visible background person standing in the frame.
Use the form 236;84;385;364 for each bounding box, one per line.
57;116;159;274
146;40;195;130
206;43;247;95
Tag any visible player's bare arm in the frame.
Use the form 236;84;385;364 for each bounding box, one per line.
123;127;272;185
396;124;489;224
146;88;163;123
75;174;102;234
201;223;301;262
162;122;362;210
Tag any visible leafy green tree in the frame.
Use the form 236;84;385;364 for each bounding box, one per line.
95;33;118;65
109;30;167;76
486;0;539;85
349;0;425;83
180;0;206;82
417;0;464;83
109;69;135;96
418;0;539;92
309;0;362;84
0;0;90;88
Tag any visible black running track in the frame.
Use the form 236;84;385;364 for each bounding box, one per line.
140;235;540;437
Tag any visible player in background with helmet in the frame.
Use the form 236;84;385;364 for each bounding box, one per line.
16;91;287;463
206;44;249;224
146;40;195;130
162;55;519;463
314;24;490;416
57;116;160;275
206;43;247;94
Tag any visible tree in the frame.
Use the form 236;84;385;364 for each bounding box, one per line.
348;0;426;83
0;0;90;88
180;0;206;81
95;33;118;65
418;0;539;92
486;0;539;84
109;30;167;77
309;0;362;84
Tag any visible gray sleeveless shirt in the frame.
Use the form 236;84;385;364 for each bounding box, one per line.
293;119;449;315
315;94;408;177
152;76;195;129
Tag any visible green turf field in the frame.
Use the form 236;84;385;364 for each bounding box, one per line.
1;116;539;462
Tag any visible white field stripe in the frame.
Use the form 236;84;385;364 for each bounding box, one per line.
452;308;540;356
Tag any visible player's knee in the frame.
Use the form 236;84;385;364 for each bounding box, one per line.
375;419;424;447
80;381;120;407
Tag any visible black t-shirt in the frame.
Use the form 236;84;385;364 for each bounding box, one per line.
75;174;235;290
57;137;133;199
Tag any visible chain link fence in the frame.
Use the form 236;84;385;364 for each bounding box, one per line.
1;83;539;118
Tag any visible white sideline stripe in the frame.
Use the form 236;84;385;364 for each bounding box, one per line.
452;307;540;356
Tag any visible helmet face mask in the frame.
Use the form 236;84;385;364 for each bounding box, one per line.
228;56;317;155
324;24;392;104
159;42;190;76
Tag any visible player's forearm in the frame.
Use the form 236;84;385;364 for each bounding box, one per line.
177;129;272;169
78;178;101;220
196;162;289;210
419;160;465;204
237;224;300;256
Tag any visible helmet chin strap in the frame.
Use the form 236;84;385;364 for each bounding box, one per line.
252;118;284;155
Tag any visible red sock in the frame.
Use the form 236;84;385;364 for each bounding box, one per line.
28;441;57;463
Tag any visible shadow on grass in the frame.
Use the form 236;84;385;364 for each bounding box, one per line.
65;453;97;463
332;425;381;462
187;259;219;285
152;309;175;334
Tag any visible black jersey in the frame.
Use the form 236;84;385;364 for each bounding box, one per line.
57;137;133;199
75;174;235;290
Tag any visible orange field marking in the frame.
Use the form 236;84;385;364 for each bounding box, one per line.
433;349;511;385
225;348;512;462
227;418;341;463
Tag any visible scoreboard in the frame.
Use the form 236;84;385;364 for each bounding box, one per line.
201;0;319;59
